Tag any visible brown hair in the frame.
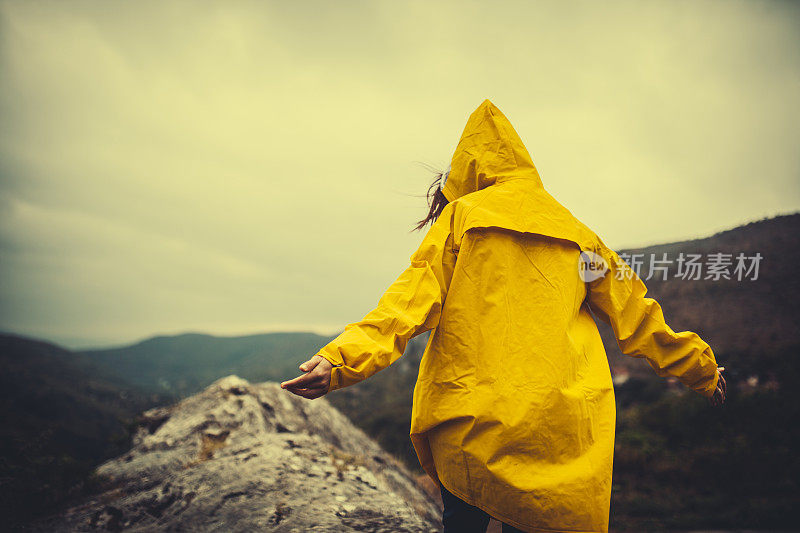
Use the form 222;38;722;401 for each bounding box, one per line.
412;169;449;232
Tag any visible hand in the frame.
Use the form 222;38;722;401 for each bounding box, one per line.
708;366;727;407
280;355;333;400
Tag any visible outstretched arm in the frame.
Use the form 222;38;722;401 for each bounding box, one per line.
283;202;457;397
586;240;723;401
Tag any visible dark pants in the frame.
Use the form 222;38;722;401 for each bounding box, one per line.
440;483;526;533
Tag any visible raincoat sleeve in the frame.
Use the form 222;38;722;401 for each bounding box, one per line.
586;241;720;398
314;202;457;392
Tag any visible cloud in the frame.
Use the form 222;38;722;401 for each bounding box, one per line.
0;0;798;346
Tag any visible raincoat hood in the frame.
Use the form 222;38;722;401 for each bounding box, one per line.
442;99;543;202
439;98;599;256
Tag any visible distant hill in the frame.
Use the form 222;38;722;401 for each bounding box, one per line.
81;331;336;397
598;212;800;381
0;333;166;526
591;213;800;529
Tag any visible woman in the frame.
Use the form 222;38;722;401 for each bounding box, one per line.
281;99;727;533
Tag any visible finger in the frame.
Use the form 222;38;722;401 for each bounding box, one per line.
294;372;331;391
299;356;321;373
283;374;325;392
284;368;328;387
281;371;316;389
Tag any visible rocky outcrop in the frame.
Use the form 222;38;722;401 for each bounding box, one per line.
29;376;440;532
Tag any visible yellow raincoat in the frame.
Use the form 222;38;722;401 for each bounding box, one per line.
316;100;720;532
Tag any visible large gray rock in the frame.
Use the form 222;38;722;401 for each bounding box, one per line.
30;376;440;532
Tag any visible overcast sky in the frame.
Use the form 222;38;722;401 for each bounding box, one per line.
1;0;798;349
